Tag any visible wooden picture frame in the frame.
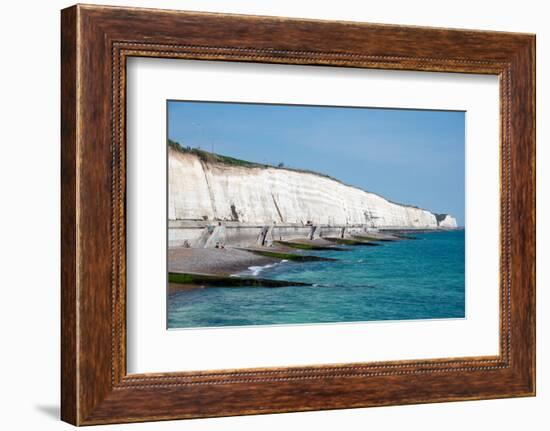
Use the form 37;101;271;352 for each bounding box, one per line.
61;4;535;425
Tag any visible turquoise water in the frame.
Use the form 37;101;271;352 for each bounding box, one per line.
167;230;465;329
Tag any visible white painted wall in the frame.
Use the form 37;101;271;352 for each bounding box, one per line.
0;1;545;431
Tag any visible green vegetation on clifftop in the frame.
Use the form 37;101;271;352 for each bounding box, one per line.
168;139;344;182
169;139;269;168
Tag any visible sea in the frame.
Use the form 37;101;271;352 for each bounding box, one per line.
167;230;465;329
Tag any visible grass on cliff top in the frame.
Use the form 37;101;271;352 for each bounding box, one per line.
168;139;341;181
169;139;269;168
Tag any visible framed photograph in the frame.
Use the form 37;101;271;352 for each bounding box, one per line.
61;4;535;425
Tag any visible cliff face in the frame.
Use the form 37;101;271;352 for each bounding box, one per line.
436;214;458;228
169;148;453;229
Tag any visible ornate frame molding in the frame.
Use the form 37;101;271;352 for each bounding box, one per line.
61;5;535;425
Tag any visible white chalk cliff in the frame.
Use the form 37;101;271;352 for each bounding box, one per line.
169;147;458;229
436;214;458;229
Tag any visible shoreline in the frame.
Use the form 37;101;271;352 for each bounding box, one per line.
168;230;465;328
169;247;281;277
168;230;456;290
168;238;347;278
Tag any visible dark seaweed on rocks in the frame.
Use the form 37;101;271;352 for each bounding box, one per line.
169;272;311;288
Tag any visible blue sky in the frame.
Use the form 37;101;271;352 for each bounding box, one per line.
168;101;465;226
